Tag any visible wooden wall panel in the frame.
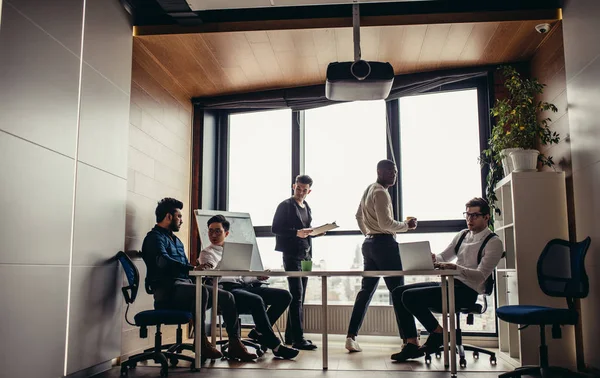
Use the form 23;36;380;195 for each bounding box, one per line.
531;22;569;175
123;38;193;358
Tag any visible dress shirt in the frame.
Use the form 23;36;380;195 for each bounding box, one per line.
355;182;409;235
436;227;504;294
141;225;193;288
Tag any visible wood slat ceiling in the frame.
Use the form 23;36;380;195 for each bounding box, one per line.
135;19;558;99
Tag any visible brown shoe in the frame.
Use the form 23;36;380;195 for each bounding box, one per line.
201;334;223;359
227;337;258;362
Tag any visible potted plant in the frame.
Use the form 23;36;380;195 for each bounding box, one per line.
480;65;560;213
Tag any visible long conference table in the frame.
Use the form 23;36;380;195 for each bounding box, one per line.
189;269;461;377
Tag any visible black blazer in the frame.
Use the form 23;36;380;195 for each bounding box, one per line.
271;198;312;259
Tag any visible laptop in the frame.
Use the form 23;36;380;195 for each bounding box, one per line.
218;242;254;271
398;241;435;271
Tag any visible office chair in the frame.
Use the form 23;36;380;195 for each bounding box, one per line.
116;251;196;377
426;294;497;367
214;310;265;358
496;237;591;378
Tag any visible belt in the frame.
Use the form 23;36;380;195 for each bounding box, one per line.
366;233;394;238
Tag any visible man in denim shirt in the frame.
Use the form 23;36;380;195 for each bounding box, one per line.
142;197;257;361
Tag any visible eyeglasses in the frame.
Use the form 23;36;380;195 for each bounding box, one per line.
463;212;484;219
208;229;224;235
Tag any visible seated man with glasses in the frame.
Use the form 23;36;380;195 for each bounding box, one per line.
389;197;504;362
198;214;300;360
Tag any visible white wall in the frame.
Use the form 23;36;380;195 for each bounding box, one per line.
0;0;132;376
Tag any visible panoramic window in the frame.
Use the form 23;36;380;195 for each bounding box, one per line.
222;85;493;334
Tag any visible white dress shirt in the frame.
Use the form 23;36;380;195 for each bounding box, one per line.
356;182;409;235
435;228;504;294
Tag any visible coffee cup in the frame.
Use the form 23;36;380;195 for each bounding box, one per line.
301;260;313;271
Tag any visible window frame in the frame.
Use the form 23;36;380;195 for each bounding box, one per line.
206;74;497;337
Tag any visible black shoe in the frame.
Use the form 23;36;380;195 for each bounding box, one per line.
293;339;317;350
391;343;425;362
248;329;262;342
420;332;444;353
273;344;300;359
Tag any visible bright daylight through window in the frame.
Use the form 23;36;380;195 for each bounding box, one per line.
228;89;495;334
228;109;292;226
400;89;482;220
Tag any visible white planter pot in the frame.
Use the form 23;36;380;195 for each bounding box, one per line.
500;148;523;176
510;149;539;172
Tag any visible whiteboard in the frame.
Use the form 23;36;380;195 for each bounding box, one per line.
194;209;264;271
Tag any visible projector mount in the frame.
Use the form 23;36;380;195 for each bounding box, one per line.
351;4;371;81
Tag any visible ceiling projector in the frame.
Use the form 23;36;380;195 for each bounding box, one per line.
325;4;394;101
325;60;394;101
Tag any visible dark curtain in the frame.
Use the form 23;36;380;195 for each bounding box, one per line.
193;65;497;112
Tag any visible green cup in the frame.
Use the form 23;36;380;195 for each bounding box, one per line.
301;260;313;271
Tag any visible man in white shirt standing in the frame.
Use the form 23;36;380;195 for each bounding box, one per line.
345;159;418;352
389;197;504;362
198;214;299;359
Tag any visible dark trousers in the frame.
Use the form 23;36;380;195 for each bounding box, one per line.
348;235;405;337
229;286;292;348
392;281;479;339
154;280;240;338
283;257;309;343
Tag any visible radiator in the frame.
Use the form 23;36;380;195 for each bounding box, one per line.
275;304;399;336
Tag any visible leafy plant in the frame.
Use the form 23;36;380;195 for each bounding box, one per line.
480;65;561;215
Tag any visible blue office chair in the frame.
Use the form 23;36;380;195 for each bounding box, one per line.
116;251;196;377
496;237;591;378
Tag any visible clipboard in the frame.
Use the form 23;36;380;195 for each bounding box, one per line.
309;221;339;236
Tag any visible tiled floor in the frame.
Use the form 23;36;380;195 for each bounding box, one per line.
95;334;520;378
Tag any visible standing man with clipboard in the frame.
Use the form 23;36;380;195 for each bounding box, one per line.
272;175;318;351
345;159;418;353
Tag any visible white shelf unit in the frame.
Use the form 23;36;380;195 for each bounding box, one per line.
493;171;576;369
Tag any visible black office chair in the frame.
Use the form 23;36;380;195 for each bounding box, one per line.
426;294;497;367
496;237;591;378
116;251;196;377
214;311;265;358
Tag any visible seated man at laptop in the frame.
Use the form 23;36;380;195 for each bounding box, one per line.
198;214;299;359
389;197;504;362
142;198;257;362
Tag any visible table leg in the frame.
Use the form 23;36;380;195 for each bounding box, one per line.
440;275;449;368
322;276;328;370
194;275;203;370
211;278;219;346
448;276;457;377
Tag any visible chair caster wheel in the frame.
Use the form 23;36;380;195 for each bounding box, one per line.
190;367;199;372
435;352;441;359
120;367;128;377
256;349;265;357
490;356;497;365
261;344;269;352
169;358;179;367
425;354;432;364
459;358;467;368
473;351;479;359
160;366;168;377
